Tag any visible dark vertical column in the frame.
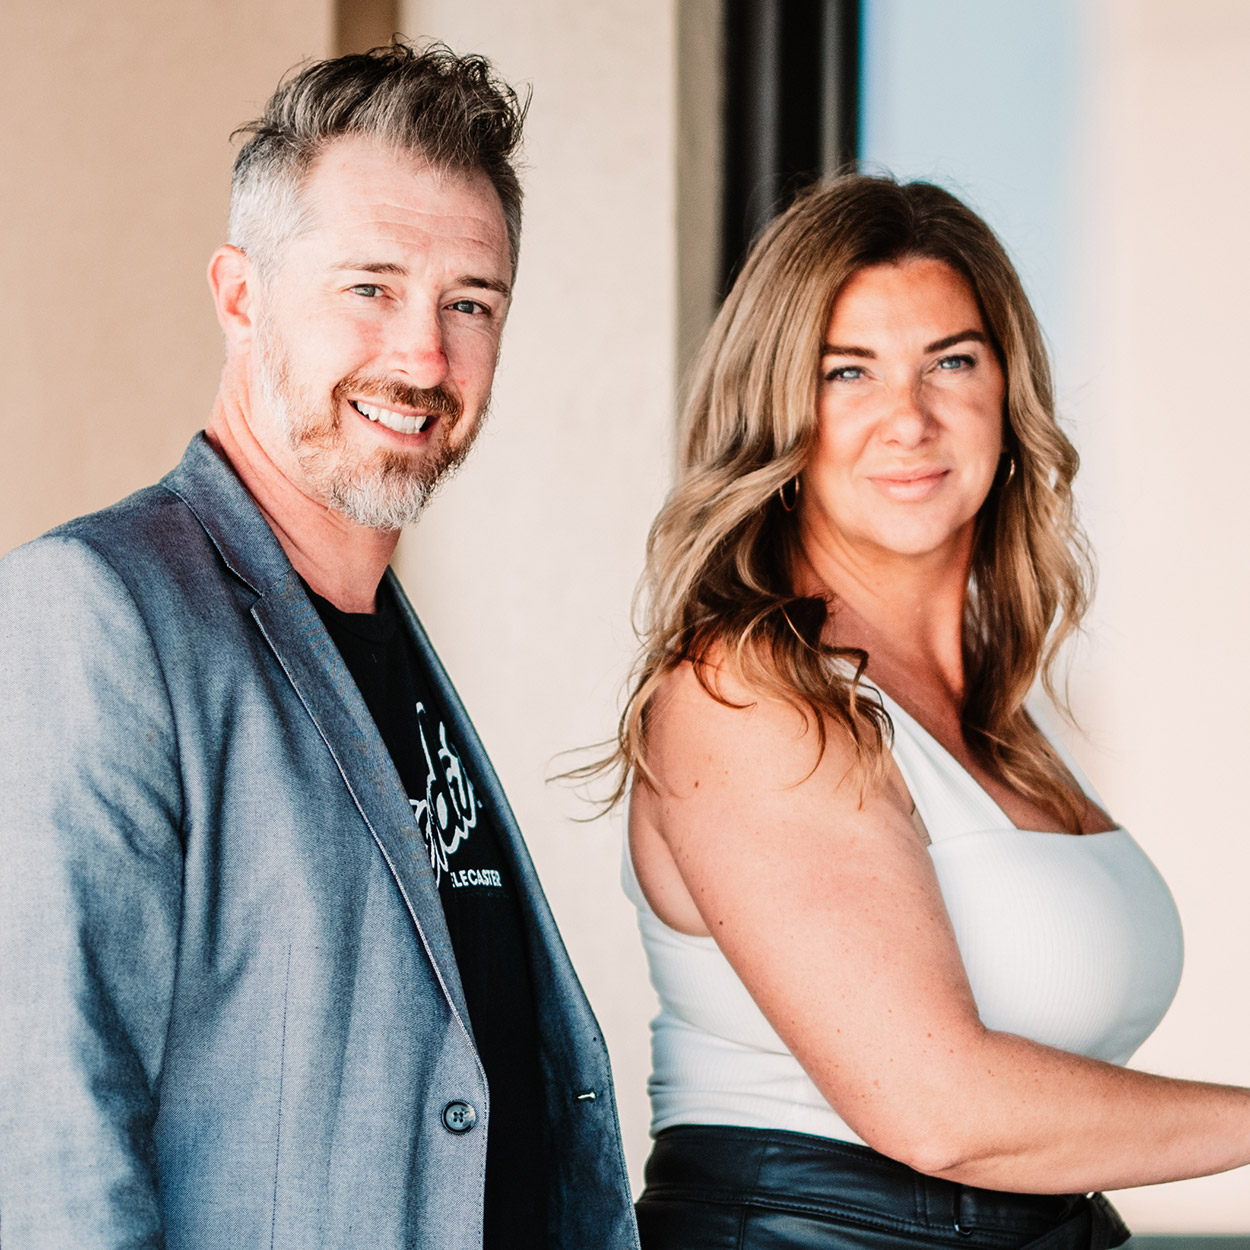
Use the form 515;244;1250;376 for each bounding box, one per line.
728;0;783;252
821;0;862;175
334;0;399;56
720;0;862;295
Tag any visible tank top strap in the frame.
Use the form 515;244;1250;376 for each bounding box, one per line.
1024;697;1108;809
866;682;1016;842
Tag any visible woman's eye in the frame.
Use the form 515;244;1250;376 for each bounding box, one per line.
937;353;975;370
824;365;864;382
350;284;383;298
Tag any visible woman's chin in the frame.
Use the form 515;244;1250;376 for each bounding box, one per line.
838;519;976;565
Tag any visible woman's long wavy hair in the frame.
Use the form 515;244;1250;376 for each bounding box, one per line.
609;174;1093;830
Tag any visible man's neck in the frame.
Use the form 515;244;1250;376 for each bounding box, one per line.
205;383;398;615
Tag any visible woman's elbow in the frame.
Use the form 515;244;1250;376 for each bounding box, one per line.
859;1123;976;1179
849;1095;996;1181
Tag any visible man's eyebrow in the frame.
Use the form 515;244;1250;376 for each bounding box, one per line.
330;261;511;299
333;260;409;275
458;275;512;299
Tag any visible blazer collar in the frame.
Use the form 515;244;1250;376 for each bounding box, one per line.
161;432;301;597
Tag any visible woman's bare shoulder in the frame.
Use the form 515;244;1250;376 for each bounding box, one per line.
636;651;920;849
630;649;919;936
644;652;839;785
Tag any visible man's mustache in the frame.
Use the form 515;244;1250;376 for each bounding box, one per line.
333;373;463;422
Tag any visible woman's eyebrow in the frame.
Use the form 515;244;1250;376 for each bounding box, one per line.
821;344;875;358
925;329;987;353
821;329;988;358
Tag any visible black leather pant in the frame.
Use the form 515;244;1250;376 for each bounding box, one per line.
635;1126;1131;1250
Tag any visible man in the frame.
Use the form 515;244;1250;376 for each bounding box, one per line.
0;44;638;1250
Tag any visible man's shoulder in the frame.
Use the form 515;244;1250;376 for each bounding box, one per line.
2;435;280;608
3;479;212;593
49;478;190;544
0;461;273;701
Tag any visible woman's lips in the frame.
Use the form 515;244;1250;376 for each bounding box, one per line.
868;469;950;501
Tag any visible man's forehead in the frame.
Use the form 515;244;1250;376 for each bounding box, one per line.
300;136;504;236
256;135;513;293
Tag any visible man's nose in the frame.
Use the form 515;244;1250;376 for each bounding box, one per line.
385;302;450;388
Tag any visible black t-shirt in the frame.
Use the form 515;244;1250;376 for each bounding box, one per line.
307;579;548;1250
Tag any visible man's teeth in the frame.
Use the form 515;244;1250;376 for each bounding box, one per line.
352;400;429;434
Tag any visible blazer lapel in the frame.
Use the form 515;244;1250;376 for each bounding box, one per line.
250;581;473;1029
162;435;473;1033
388;575;609;1083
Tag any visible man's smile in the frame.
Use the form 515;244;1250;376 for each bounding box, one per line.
348;397;434;435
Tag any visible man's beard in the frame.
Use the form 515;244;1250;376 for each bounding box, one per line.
254;322;482;530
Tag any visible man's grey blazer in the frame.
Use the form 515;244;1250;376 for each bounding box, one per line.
0;435;639;1250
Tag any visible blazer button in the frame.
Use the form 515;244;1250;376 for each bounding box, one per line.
442;1100;478;1134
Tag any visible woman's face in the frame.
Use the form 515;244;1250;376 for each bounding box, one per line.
804;257;1006;566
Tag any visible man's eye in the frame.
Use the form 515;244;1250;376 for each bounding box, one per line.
824;365;863;382
447;298;489;315
937;353;975;370
350;284;383;298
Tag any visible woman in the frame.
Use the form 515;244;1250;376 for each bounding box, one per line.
614;176;1250;1248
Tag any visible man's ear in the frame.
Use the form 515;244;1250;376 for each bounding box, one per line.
208;245;258;348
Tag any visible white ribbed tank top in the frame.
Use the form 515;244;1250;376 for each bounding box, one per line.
624;687;1184;1145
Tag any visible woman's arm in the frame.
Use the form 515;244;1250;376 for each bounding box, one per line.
630;661;1250;1194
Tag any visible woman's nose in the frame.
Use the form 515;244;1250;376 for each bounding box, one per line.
879;384;934;446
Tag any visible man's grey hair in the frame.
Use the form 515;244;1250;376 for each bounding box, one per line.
228;41;527;280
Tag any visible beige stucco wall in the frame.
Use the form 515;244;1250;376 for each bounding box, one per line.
0;0;332;556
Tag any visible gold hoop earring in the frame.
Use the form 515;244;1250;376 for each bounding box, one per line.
1002;455;1016;486
778;475;801;512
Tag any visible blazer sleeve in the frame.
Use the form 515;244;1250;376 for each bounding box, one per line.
0;535;184;1249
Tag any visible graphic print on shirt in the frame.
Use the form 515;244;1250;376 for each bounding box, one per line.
409;700;493;888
